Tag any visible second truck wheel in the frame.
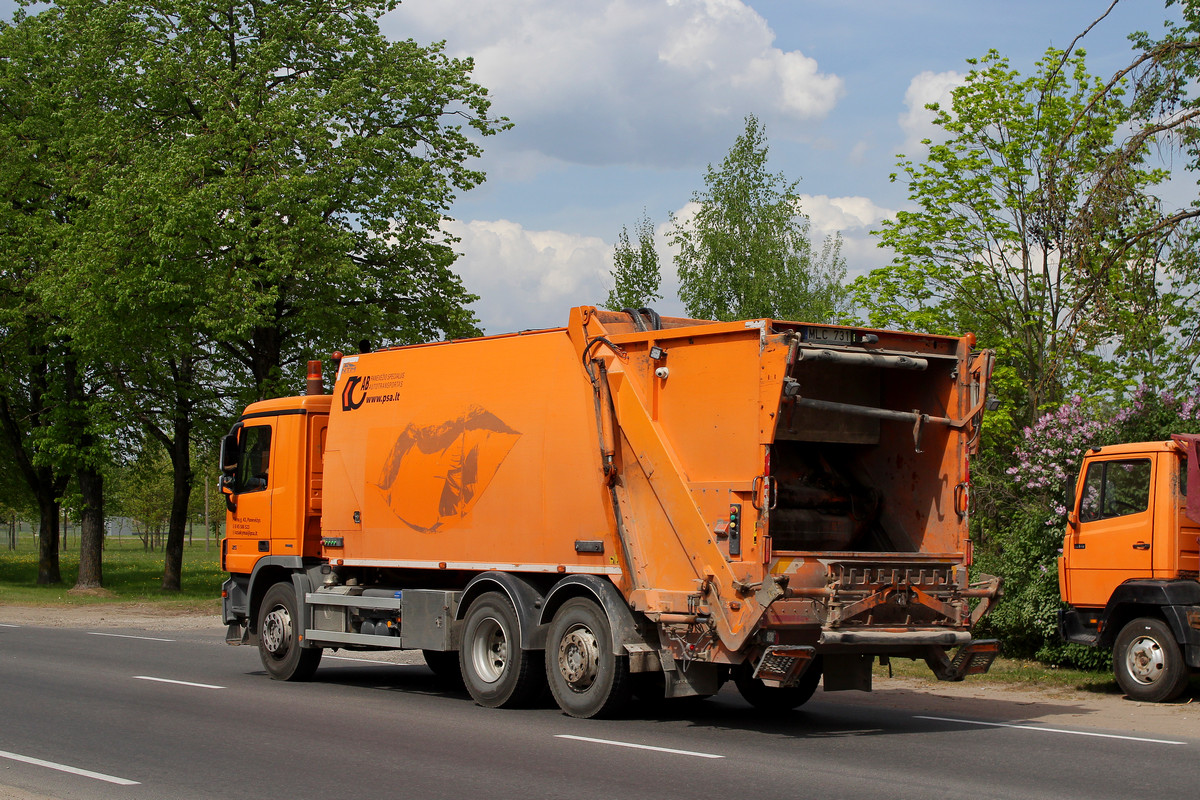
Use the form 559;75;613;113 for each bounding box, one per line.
459;592;545;708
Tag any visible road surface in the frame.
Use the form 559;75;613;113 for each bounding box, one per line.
1;614;1197;800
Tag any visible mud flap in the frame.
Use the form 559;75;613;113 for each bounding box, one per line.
225;621;248;646
925;639;1000;681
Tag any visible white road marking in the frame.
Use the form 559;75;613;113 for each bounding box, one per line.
0;749;139;786
134;675;225;690
0;623;19;628
915;715;1188;745
326;655;401;665
89;632;174;642
555;734;724;759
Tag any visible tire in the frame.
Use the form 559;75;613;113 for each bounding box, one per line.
257;582;322;681
545;597;631;719
733;655;822;712
459;592;544;708
1113;617;1190;703
422;649;464;686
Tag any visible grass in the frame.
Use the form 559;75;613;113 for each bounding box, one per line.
874;654;1117;693
0;532;224;612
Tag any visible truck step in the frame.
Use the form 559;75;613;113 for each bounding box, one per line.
753;645;816;687
934;639;1000;681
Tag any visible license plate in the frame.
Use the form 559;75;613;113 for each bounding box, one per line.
804;326;859;344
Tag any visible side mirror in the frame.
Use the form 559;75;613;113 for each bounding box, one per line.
219;432;239;513
219;433;240;473
220;473;237;513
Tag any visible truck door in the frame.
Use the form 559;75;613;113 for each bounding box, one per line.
1064;455;1154;607
224;423;275;573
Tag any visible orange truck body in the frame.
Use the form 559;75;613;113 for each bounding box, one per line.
221;307;1001;717
1058;435;1200;701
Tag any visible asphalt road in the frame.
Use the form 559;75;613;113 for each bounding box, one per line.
1;620;1197;800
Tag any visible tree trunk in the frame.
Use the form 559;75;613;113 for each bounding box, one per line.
161;356;195;592
36;486;61;586
75;467;104;589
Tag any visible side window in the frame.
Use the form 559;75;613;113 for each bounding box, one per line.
235;425;272;494
1078;459;1151;523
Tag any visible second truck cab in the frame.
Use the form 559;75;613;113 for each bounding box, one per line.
1059;435;1200;701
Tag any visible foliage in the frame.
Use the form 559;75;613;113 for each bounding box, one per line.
856;48;1176;431
605;211;662;312
0;0;507;589
670;115;849;322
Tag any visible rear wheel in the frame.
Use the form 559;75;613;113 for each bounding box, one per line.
1114;617;1190;702
459;592;544;708
546;598;631;719
733;655;822;712
257;582;322;681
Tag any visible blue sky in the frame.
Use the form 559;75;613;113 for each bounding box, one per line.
3;1;1182;334
381;0;1181;333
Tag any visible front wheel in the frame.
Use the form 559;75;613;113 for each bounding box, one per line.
1114;617;1190;702
257;582;322;681
459;592;544;708
545;598;631;719
733;655;822;712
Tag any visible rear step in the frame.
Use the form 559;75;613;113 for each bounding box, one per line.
926;639;1000;681
753;645;816;687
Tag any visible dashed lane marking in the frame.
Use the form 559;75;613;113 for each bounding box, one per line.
555;734;724;759
915;715;1188;745
0;749;140;785
133;675;225;690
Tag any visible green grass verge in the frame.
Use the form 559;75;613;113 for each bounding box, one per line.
0;534;223;612
874;654;1118;693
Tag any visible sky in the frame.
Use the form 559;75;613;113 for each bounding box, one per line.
375;0;1182;334
2;1;1183;335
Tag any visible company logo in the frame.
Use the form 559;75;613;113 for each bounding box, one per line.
341;375;368;411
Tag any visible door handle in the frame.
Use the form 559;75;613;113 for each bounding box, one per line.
1132;542;1150;550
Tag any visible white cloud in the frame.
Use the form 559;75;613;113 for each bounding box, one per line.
800;194;896;280
899;70;964;155
384;0;843;167
448;220;614;334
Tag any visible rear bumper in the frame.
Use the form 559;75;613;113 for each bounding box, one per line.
819;629;971;647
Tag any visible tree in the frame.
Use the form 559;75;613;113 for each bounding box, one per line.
8;0;508;590
0;8;82;585
605;211;662;312
856;48;1174;430
670;115;848;323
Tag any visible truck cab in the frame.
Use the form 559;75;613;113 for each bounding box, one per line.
1059;436;1200;701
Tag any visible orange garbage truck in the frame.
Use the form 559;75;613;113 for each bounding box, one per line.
219;306;1002;717
1058;435;1200;702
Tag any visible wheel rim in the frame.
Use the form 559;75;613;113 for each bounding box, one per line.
1125;635;1167;685
470;616;508;684
557;623;601;693
262;605;291;657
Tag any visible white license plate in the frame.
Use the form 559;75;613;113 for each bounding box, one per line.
805;326;858;344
